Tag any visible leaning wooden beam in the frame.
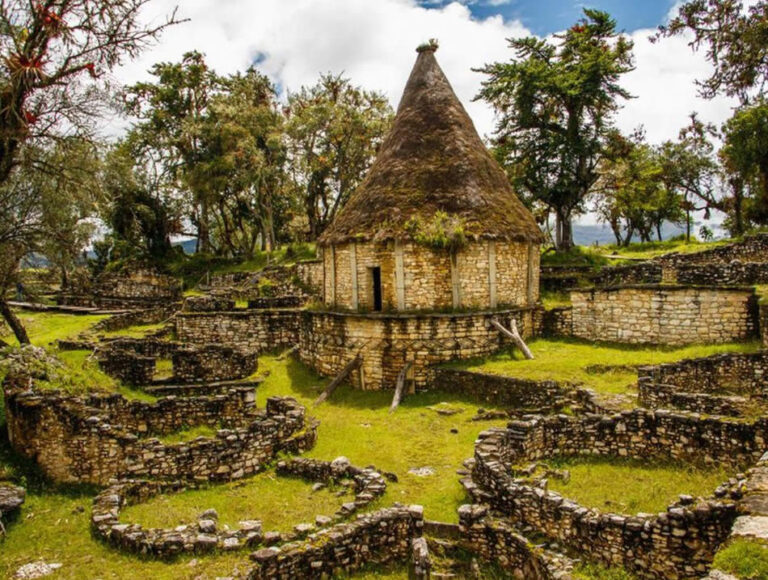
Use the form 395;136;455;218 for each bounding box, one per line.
491;318;534;360
313;356;361;407
389;361;414;414
278;344;300;360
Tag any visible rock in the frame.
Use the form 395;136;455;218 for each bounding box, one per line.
14;562;63;579
263;531;282;545
315;515;332;527
408;467;436;477
198;519;217;534
238;520;262;533
311;482;326;492
200;508;219;521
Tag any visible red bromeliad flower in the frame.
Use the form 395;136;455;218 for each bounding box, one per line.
36;3;63;32
23;110;39;125
6;52;45;79
85;62;96;77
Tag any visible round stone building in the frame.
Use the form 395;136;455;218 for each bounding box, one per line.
299;43;543;391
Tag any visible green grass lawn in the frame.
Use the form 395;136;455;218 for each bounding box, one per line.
122;471;357;532
591;238;728;261
1;311;107;348
545;456;733;515
713;539;768;579
452;338;761;395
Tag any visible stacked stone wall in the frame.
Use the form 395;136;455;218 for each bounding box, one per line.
591;262;663;287
570;285;757;345
246;506;423;579
657;234;768;270
4;384;315;485
295;259;323;296
90;304;178;333
60;270;183;308
298;308;539;390
324;241;537;312
171;345;257;383
676;262;768;286
468;410;760;577
176;309;301;353
98;349;156;385
762;303;768;348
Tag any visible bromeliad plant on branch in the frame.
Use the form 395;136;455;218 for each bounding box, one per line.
0;0;181;344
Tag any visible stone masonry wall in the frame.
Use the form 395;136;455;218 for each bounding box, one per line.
570;285;758;345
323;241;538;312
176;309;301;353
295;259;323;296
171;345;257;383
246;506;423;579
4;384;316;485
762;303;768;348
469;411;757;577
298;307;539;391
676;262;768;286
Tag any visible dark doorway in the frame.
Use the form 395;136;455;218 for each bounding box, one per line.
371;267;382;311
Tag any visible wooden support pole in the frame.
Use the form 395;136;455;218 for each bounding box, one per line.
313;356;361;406
491;318;534;360
389;361;414;413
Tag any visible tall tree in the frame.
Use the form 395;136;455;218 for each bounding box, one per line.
284;74;393;239
125;51;220;253
476;9;634;251
0;0;179;342
658;0;768;102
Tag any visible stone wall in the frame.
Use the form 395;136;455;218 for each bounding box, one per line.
468;411;758;577
90;304;178;334
60;270;183;308
762;303;768;348
430;368;573;412
176;309;301;353
637;352;768;416
298;307;539;390
97;349;156;385
591;262;663;287
246;506;424;579
4;382;316;485
172;345;257;383
323;240;539;312
569;285;758;345
457;505;575;579
295;259;323;296
657;234;768;272
676;262;768;286
541;306;573;337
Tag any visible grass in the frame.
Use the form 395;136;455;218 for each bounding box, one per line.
0;311;107;348
713;538;768;579
451;338;762;395
592;237;728;261
540;290;572;309
156;424;218;444
541;246;609;268
545;456;733;515
101;322;166;339
121;471;355;532
574;562;637;580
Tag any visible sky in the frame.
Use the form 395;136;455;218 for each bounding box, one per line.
109;0;743;229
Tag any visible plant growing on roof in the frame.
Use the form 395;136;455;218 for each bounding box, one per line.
405;212;468;252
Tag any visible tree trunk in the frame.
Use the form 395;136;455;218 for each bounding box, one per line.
732;178;745;236
0;298;30;345
198;197;211;254
555;208;574;252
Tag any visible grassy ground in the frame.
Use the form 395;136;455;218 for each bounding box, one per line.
101;322;167;339
122;471;358;532
545;456;733;515
1;311;107;348
591;238;728;261
452;338;761;395
713;538;768;579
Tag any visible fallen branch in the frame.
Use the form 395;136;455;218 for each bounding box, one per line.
389;361;414;413
313;356;361;406
491;318;534;360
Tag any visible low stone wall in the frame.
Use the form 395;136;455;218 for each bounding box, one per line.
172;345;257;383
92;480;265;558
275;457;387;521
762;303;768;348
591;262;663;287
184;296;236;312
248;296;305;309
657;234;768;276
676;261;768;286
176;309;301;353
97;348;156;385
296;259;323;295
4;382;316;485
0;483;25;528
246;506;423;579
457;505;575;579
539;265;595;292
570;285;758;345
541;307;573;338
90;304;179;334
468;411;755;577
430;368;573;412
101;337;181;359
95;270;182;303
298;307;540;391
637;352;768;415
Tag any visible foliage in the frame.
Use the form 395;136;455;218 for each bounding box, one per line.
545;455;732;514
539;246;609;268
659;0;768;102
285;73;393;239
713;539;768;579
595;130;684;246
476;9;634;251
405;211;467;251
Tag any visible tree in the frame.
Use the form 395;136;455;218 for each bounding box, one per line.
594;131;683;245
658;0;768;102
0;0;179;342
476;9;634;251
658;115;724;240
721;100;768;227
284;74;393;239
125;51;221;253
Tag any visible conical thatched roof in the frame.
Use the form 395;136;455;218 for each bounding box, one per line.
319;44;543;246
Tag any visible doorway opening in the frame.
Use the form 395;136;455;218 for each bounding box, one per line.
369;267;382;312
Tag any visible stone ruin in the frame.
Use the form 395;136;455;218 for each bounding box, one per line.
58;268;183;310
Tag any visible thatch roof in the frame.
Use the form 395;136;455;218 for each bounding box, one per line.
319;44;543;247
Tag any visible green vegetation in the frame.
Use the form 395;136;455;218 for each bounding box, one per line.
156;424;218;444
540;290;572;309
574;562;637;580
545;456;732;514
713;538;768;579
451;338;761;395
592;237;727;261
540;246;609;268
102;322;167;339
0;311;107;348
122;471;357;532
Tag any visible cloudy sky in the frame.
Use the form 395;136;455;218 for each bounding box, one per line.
114;0;739;148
